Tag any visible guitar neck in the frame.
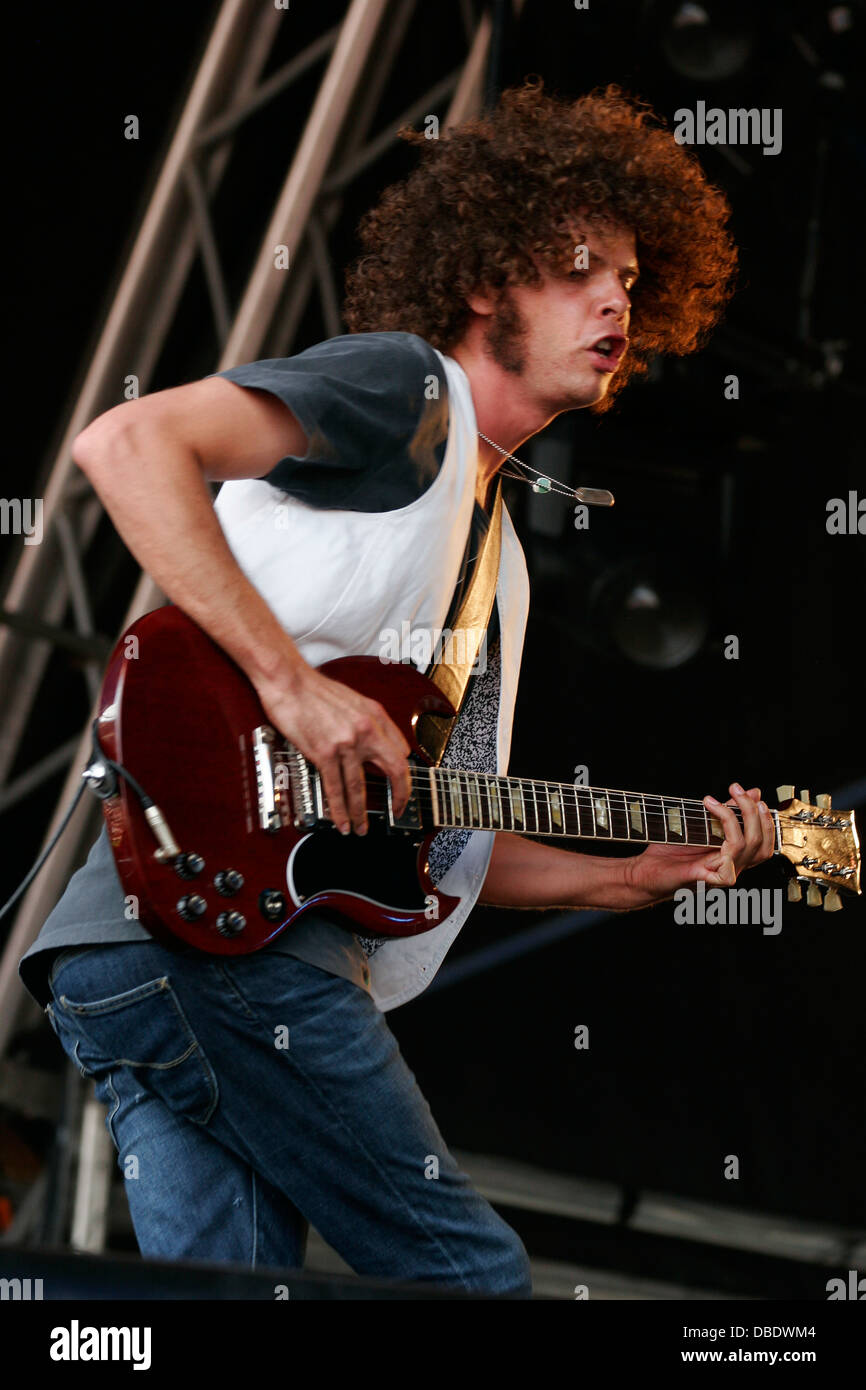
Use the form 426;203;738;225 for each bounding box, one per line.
423;768;750;848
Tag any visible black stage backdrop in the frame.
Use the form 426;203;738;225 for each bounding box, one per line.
2;0;864;1248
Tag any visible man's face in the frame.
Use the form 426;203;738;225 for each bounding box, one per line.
483;223;638;411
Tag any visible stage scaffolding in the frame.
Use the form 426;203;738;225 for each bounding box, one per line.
0;0;508;1250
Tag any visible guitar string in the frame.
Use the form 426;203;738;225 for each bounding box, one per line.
270;764;817;833
307;795;800;840
272;771;796;820
271;753;757;803
270;755;791;820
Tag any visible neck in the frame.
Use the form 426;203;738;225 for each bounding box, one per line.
450;336;555;491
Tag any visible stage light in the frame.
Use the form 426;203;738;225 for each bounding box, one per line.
660;1;754;81
588;561;710;669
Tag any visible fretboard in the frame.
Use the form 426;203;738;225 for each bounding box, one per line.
420;770;736;847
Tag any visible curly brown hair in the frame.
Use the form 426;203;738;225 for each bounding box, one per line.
343;78;738;409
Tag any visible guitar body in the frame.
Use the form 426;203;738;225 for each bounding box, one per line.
97;607;461;955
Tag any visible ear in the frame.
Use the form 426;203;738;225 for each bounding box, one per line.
465;287;497;317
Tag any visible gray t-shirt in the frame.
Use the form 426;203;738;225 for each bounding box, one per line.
19;331;500;1009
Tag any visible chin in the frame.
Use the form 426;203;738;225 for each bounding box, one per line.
572;379;609;409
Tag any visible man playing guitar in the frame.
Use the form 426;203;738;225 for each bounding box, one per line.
20;81;775;1296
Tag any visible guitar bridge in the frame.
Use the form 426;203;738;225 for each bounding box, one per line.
284;742;321;829
253;727;321;832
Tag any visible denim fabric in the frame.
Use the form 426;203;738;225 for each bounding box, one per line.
45;942;531;1297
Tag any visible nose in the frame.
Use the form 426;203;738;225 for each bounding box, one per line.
598;275;631;325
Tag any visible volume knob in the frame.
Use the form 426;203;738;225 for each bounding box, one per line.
174;852;205;880
176;894;207;922
214;869;244;897
216;910;247;937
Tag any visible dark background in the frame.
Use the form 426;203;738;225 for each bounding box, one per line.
3;0;864;1235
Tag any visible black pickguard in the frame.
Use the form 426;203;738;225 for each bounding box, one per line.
289;821;429;911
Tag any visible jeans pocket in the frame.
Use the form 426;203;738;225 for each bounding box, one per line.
52;976;219;1125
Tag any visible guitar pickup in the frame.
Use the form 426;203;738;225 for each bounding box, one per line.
387;782;422;832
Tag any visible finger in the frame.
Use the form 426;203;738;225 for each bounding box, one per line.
319;757;351;836
747;788;775;861
704;794;744;852
721;786;761;809
365;712;411;814
729;782;762;853
339;749;368;834
758;798;775;860
382;749;411;816
698;848;736;886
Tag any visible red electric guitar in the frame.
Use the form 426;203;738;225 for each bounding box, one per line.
86;607;861;955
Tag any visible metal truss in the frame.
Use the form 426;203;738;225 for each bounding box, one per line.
0;0;505;1062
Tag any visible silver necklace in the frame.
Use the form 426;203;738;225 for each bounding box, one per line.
477;432;614;507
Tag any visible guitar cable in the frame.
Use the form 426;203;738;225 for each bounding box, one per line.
0;720;160;924
0;780;89;923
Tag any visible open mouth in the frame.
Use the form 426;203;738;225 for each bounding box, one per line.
588;334;627;369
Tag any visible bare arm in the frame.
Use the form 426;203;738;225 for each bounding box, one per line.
74;378;411;832
479;834;651;911
480;786;774;910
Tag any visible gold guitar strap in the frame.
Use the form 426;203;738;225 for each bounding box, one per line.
417;479;503;766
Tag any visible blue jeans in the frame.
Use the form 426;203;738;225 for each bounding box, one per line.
45;942;531;1297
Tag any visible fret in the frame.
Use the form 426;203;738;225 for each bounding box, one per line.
532;781;551;835
446;771;464;826
478;772;492;830
524;780;540;834
549;786;564;834
574;786;595;838
592;789;611;838
709;810;725;842
606;790;622;837
626;794;646;840
467;772;482;828
684;798;703;845
665;798;685;841
509;779;525;830
428;766;441;826
488;776;504;830
643;793;667;843
459;771;474;827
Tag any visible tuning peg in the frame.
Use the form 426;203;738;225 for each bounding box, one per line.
823;888;842;912
816;793;832;810
787;879;802;903
799;789;811;805
806;883;823;907
776;784;795;802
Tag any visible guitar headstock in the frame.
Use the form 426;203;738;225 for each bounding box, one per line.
775;786;861;910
